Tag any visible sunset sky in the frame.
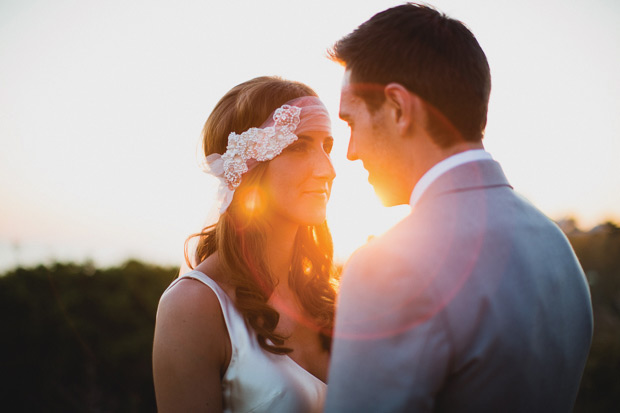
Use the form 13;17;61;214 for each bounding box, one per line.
1;0;619;271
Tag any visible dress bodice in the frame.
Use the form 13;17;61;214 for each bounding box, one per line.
163;270;326;413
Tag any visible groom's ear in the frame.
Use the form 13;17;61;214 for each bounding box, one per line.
384;83;424;137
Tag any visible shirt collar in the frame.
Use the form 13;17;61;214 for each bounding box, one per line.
409;149;493;208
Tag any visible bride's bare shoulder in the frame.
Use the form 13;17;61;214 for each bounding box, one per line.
156;251;231;342
156;276;224;330
153;275;231;411
153;274;231;380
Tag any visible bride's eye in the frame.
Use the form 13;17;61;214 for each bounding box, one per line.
286;142;308;153
323;139;333;155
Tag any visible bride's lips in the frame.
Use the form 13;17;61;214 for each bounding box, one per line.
303;188;329;199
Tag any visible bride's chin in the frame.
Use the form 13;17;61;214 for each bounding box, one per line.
300;213;327;227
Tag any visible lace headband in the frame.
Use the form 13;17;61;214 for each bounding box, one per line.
202;96;331;214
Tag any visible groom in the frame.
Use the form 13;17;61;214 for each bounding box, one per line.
325;4;593;412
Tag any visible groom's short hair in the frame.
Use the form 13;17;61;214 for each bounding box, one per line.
330;3;491;145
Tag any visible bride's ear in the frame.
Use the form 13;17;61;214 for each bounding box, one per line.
384;83;424;136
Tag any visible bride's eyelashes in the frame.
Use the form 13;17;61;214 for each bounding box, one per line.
285;141;310;153
285;136;333;156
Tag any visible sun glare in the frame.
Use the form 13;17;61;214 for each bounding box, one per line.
326;155;411;264
1;0;618;272
240;186;267;218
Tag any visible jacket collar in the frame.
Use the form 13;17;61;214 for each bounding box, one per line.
413;159;513;208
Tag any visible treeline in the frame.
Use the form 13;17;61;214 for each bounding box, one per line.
0;222;618;412
566;221;620;412
0;260;177;412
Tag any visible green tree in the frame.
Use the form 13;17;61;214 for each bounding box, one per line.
570;222;620;412
0;260;176;412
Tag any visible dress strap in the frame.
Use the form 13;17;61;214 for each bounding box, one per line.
163;270;252;353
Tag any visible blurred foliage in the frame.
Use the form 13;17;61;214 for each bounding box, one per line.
0;221;618;411
569;221;620;412
0;260;176;412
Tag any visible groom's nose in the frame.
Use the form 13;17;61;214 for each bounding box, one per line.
346;138;358;161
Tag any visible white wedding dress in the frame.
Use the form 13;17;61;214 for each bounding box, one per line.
163;270;327;412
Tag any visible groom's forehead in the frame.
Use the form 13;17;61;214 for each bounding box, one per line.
339;83;376;119
340;70;361;99
339;72;361;104
339;76;354;104
339;84;357;104
338;87;359;120
341;69;353;87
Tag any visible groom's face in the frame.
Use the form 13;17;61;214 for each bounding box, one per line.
339;71;409;206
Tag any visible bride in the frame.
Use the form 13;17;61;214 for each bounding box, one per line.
153;76;338;412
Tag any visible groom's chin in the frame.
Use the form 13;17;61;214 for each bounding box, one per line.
373;186;408;208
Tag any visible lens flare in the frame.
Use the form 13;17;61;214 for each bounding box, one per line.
239;186;267;218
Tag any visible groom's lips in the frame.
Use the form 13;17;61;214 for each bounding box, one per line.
362;163;373;182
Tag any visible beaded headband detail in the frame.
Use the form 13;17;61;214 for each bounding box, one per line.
201;96;331;214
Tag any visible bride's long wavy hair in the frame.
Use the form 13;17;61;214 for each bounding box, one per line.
185;76;337;354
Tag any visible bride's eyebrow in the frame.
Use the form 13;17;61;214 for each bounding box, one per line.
297;135;333;142
296;135;334;149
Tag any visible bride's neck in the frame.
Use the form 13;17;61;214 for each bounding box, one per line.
264;222;298;288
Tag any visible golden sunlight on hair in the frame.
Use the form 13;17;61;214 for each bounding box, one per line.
302;256;313;276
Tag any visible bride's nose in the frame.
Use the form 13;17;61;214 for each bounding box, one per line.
312;151;336;181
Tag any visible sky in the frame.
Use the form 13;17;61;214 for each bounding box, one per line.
1;0;619;271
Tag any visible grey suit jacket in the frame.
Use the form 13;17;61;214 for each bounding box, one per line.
325;160;593;412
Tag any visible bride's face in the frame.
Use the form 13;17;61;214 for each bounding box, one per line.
262;131;335;227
